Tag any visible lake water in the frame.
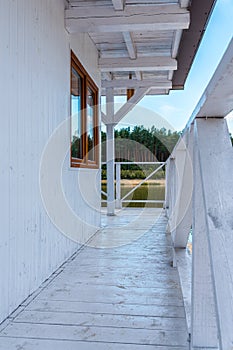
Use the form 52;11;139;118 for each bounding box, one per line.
102;183;165;208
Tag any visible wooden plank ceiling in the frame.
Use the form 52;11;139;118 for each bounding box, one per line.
65;0;212;96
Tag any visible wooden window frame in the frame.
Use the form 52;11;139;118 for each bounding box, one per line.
70;51;99;169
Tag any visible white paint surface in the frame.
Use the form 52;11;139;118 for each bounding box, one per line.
0;0;101;324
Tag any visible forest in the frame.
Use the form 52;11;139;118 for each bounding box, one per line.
101;126;181;162
101;126;233;179
101;126;181;179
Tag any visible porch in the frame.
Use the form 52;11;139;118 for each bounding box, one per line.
1;1;233;349
0;208;189;350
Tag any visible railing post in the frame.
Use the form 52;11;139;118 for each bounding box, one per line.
166;129;193;251
191;120;218;349
166;157;176;233
106;87;115;216
164;161;169;213
115;162;122;209
106;123;115;215
191;118;233;350
171;131;193;248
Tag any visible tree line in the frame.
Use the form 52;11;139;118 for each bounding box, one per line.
102;126;233;163
101;126;181;180
101;126;181;163
101;126;233;180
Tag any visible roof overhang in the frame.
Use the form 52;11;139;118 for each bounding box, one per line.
65;0;217;96
173;0;218;89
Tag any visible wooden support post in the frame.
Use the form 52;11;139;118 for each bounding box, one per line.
165;156;178;267
172;128;193;248
164;161;170;214
166;157;176;233
106;123;115;216
113;87;150;124
115;163;122;209
127;88;135;100
103;86;149;213
192;118;233;350
191;120;218;349
127;73;134;101
105;88;115;216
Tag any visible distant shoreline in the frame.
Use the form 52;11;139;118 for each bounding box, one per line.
102;179;165;186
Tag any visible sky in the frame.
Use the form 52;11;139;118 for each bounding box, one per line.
115;0;233;133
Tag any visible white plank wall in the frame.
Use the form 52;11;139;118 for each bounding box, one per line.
0;0;101;324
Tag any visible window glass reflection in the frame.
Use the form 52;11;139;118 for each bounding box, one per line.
87;88;95;161
71;68;82;159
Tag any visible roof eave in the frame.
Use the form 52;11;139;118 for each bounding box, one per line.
172;0;217;90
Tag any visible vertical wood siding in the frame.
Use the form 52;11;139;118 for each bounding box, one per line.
0;0;101;323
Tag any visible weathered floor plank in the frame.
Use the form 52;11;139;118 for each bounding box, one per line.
0;338;187;350
0;208;189;349
14;310;187;330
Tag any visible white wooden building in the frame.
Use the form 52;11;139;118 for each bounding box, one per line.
0;0;102;324
0;1;233;349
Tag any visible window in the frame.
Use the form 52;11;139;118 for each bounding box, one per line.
70;51;99;168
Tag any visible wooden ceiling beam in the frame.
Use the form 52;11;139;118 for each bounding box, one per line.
172;29;183;58
102;79;172;89
99;56;177;72
135;71;142;81
101;89;168;96
66;4;187;18
102;72;113;81
168;29;183;81
112;0;125;11
179;0;190;8
122;31;141;81
65;5;190;33
123;32;137;60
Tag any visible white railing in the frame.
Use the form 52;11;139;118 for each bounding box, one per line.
166;119;233;350
102;161;166;208
165;38;233;350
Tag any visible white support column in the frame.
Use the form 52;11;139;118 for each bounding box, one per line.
103;86;149;214
105;88;115;216
166;130;193;272
106;123;115;215
193;118;233;350
173;128;193;248
115;163;122;209
191;120;218;349
164;160;170;214
166;157;176;232
166;156;177;267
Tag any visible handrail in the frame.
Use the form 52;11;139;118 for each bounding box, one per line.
121;162;165;201
165;38;233;350
101;190;107;197
114;161;165;165
101;161;166;208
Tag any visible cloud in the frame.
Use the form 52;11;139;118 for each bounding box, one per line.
158;105;182;117
226;110;233;134
226;110;233;120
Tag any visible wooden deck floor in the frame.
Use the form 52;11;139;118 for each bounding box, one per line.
0;208;189;350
